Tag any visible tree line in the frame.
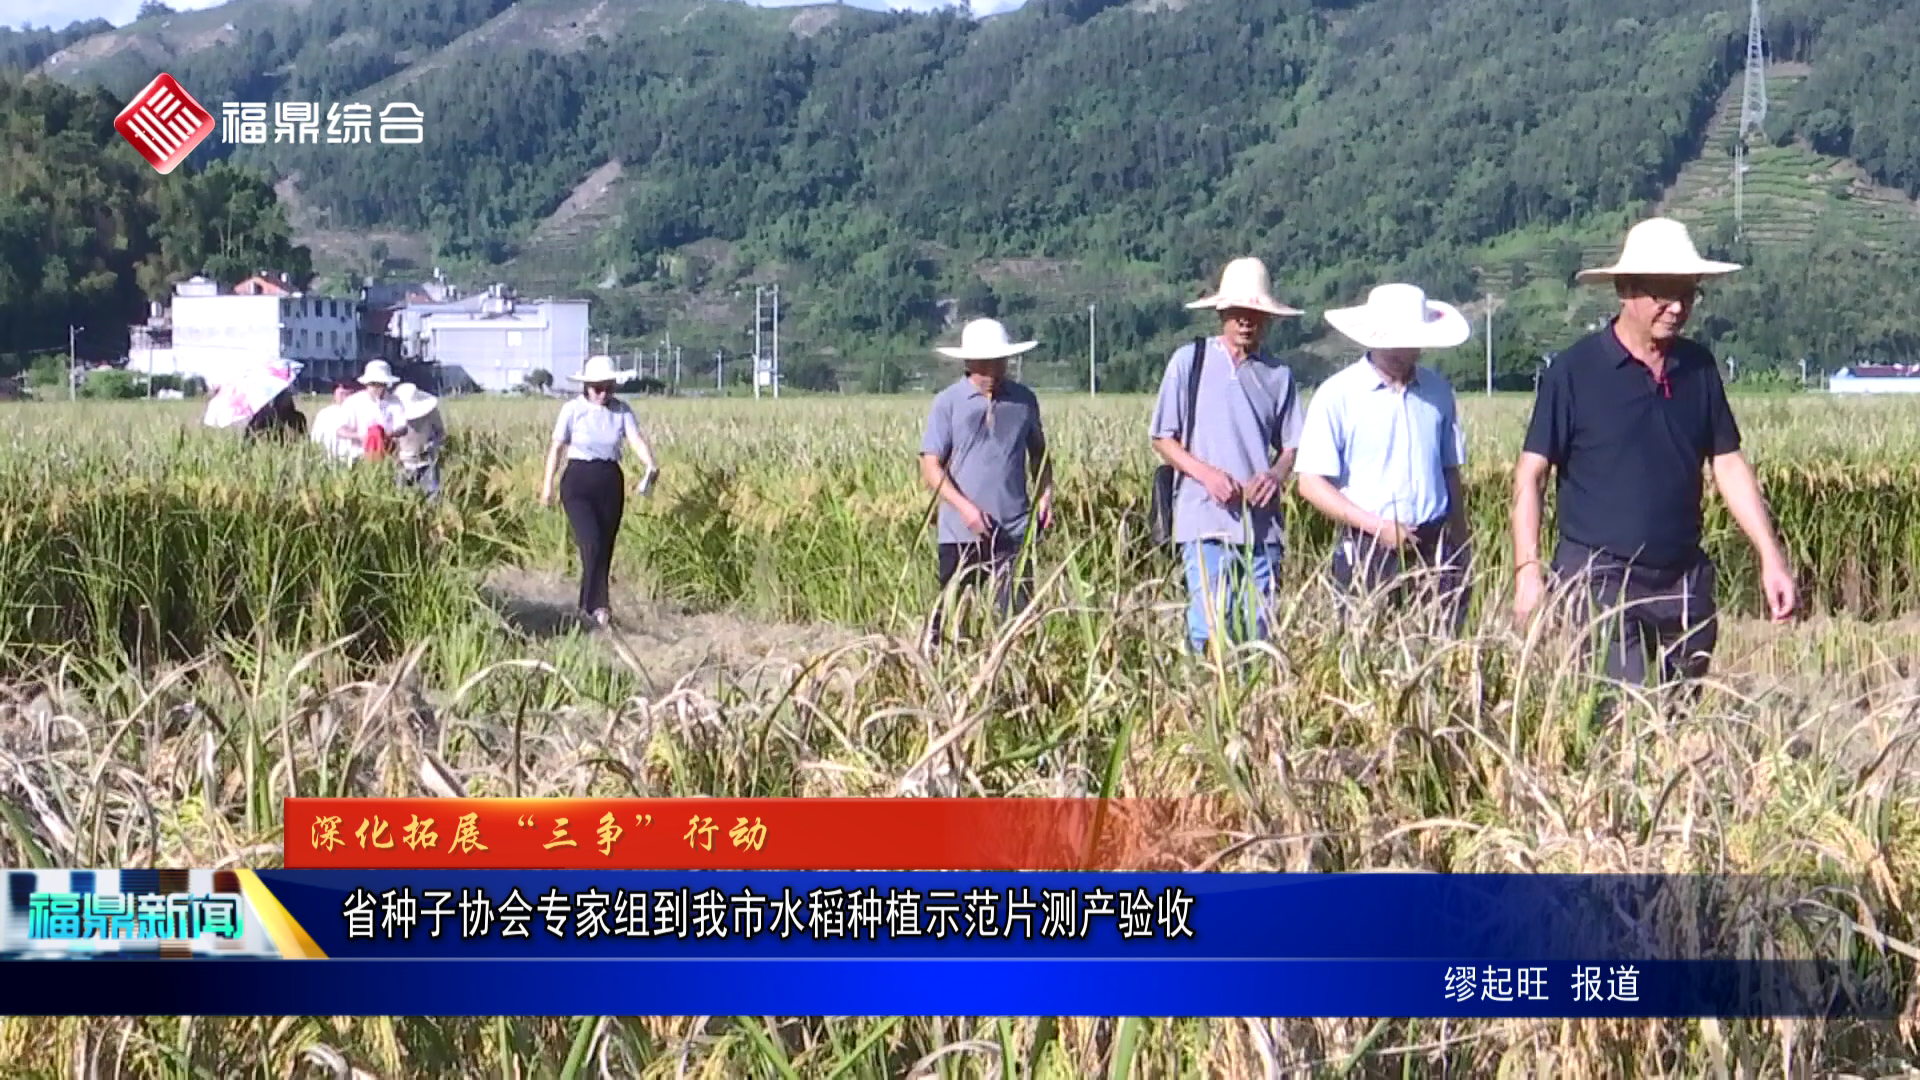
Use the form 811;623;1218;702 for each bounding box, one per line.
0;75;309;370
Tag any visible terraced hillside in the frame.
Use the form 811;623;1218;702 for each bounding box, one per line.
1660;66;1920;250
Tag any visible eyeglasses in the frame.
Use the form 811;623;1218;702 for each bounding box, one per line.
1624;280;1700;307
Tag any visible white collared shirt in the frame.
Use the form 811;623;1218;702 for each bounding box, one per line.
1295;355;1464;527
310;403;361;461
337;390;408;444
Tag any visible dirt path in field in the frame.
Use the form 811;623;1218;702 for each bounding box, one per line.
480;567;861;689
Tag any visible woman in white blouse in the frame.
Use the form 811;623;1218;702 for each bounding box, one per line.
538;356;659;629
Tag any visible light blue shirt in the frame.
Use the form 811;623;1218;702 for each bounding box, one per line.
551;395;641;462
1294;356;1464;527
1149;338;1305;544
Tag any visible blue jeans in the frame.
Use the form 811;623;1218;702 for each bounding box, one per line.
1181;540;1283;653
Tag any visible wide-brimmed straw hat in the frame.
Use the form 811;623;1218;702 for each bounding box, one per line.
394;382;439;421
358;360;398;385
1575;217;1742;283
1185;257;1303;317
934;318;1038;361
1323;283;1472;351
567;355;636;385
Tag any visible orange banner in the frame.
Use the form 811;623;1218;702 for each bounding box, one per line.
283;798;1204;870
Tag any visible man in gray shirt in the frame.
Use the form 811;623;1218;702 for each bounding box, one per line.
920;318;1053;647
1150;257;1306;654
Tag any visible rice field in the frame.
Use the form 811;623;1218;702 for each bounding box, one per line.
3;390;1920;1077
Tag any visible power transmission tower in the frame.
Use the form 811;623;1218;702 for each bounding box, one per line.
1735;0;1768;238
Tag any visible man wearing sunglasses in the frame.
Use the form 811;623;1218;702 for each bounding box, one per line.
1511;217;1795;687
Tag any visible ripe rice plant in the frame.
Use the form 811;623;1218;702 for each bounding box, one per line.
1;391;1919;1076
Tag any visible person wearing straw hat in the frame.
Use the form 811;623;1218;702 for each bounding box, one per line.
1295;283;1473;632
538;355;660;630
332;360;408;461
392;382;446;499
1150;257;1306;655
1512;216;1796;686
919;318;1053;649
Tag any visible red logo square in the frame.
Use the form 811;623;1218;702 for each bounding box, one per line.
113;74;215;175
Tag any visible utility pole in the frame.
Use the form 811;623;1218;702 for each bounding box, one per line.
673;345;681;389
664;328;672;381
1799;356;1808;386
1484;295;1494;396
68;324;82;401
771;284;780;399
753;286;764;401
1087;303;1097;397
715;348;723;392
601;332;609;356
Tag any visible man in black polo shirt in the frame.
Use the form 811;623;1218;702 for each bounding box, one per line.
1511;217;1796;685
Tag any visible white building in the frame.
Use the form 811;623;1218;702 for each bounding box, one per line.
1830;365;1920;394
398;285;590;392
150;276;363;388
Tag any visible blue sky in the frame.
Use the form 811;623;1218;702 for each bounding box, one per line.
10;0;1024;33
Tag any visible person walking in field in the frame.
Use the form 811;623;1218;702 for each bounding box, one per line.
1150;257;1306;655
1511;217;1796;686
244;387;307;444
1295;283;1474;632
919;318;1054;649
392;383;446;499
539;355;659;631
332;361;408;460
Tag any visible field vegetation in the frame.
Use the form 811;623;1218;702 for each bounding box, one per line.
2;391;1920;1075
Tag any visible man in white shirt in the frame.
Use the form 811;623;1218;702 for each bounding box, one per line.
331;361;408;458
310;380;362;462
1294;283;1473;632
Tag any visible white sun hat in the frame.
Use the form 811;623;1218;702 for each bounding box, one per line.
358;359;398;385
567;354;637;384
1575;217;1742;283
394;382;439;421
1185;257;1303;317
1323;283;1472;351
934;318;1038;361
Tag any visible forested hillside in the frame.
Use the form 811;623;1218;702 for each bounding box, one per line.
0;75;308;369
10;0;1920;386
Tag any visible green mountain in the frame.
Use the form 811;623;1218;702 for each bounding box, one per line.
14;0;1920;388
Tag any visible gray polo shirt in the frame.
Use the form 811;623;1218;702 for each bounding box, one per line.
1149;338;1304;545
1295;356;1464;527
920;377;1045;545
552;395;641;462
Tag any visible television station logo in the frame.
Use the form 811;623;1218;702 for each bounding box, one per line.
113;73;215;175
115;72;427;174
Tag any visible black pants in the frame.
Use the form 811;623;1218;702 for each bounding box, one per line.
1552;540;1719;685
560;459;624;615
1330;519;1470;634
928;535;1033;646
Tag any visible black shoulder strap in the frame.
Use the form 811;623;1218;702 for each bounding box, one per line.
1179;336;1206;449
